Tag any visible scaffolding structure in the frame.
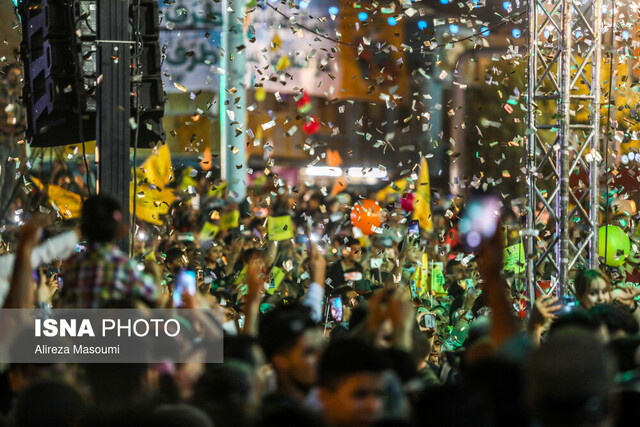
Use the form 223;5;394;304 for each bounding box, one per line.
526;0;604;300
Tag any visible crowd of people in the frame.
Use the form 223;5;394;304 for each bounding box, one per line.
0;165;638;427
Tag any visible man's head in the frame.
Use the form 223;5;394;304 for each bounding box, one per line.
259;304;321;394
202;240;223;264
342;236;362;264
526;328;616;427
318;339;387;427
165;247;187;275
309;193;323;211
81;194;125;244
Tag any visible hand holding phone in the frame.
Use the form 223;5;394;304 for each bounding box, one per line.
418;312;437;331
330;297;343;322
173;269;197;308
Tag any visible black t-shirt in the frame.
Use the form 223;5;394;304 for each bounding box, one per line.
326;260;364;290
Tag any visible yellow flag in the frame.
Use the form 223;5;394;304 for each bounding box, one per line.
130;182;175;226
412;253;430;297
276;55;291;71
376;177;408;202
138;144;173;187
31;177;82;220
267;216;294;241
413;158;433;232
220;210;240;230
131;144;175;225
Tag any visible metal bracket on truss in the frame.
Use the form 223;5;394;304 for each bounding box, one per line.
526;0;603;302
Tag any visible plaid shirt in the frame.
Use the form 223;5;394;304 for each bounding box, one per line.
58;243;158;308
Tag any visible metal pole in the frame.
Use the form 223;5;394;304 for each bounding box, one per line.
220;0;247;203
590;0;603;268
526;0;538;307
97;0;131;253
558;0;572;297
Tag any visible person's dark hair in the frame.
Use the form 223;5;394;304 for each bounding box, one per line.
259;404;326;427
309;192;324;205
548;310;602;336
574;269;610;301
192;363;253;411
191;364;252;427
84;363;150;408
81;194;123;243
414;385;493;427
164;247;185;267
15;380;86;427
445;259;461;277
318;339;387;390
258;303;315;361
224;334;263;368
342;236;361;248
348;303;368;331
526;328;616;427
145;404;213;427
590;303;639;337
240;248;262;265
607;337;640;373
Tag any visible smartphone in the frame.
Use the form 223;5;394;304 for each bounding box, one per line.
196;269;204;281
330;297;343;322
408;220;420;237
420;313;437;329
76;244;87;253
370;258;383;269
459;194;501;250
550;295;578;315
173;269;197;307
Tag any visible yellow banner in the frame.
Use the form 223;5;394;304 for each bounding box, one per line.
267;215;294;241
413;158;433;232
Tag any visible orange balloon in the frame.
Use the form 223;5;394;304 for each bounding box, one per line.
351;199;382;235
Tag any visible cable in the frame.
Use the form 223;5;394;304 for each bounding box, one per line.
603;0;615;269
264;2;526;51
130;0;142;255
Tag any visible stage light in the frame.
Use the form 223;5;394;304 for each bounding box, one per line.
387;17;397;26
347;167;387;178
440;0;449;4
503;1;512;11
328;6;338;16
480;26;489;36
304;167;343;177
622;30;630;40
418;20;427;30
512;28;522;38
358;12;368;21
449;24;459;34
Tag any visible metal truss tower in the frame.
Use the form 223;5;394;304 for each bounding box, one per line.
526;0;603;300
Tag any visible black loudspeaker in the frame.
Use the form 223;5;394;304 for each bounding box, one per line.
131;0;165;148
19;0;95;147
19;0;164;148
